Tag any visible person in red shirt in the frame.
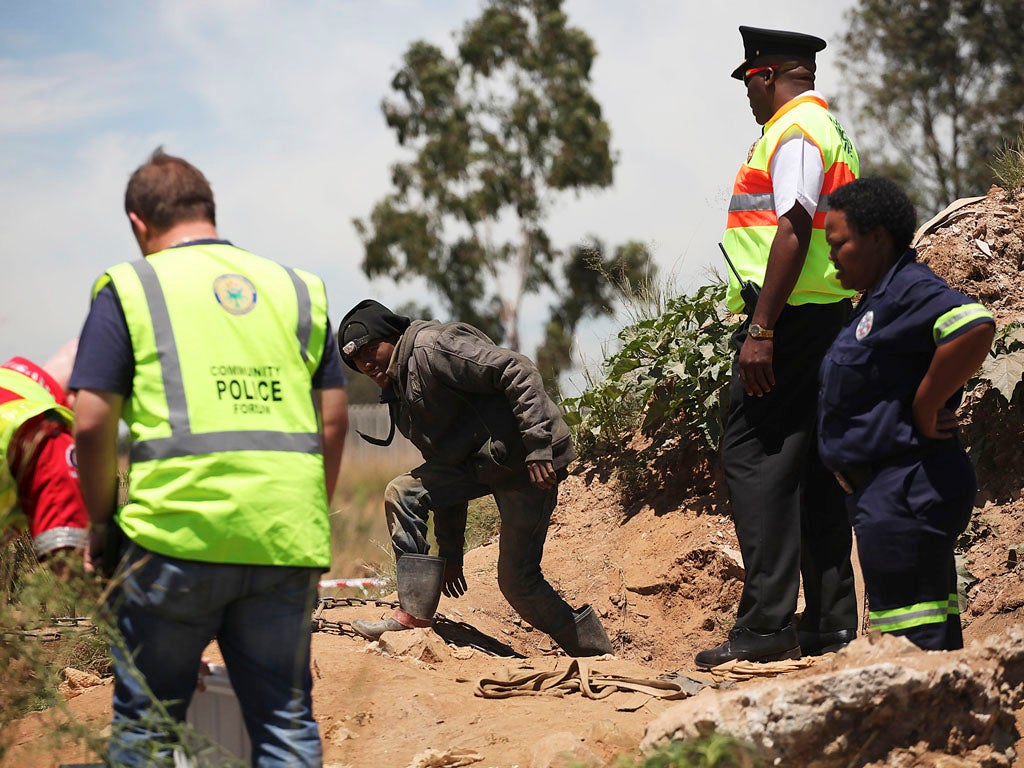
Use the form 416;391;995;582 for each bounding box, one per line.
0;340;88;570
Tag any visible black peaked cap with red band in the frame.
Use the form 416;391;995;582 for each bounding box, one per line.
731;26;826;80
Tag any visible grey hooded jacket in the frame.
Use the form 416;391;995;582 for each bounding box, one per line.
384;320;575;480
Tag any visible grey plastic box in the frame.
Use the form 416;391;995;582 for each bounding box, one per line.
182;664;253;765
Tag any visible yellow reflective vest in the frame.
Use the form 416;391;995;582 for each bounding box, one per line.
97;242;331;567
722;94;860;314
0;368;73;536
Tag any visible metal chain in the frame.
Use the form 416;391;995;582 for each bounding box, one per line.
1;616;98;643
311;596;400;639
311;597;519;657
315;596;399;611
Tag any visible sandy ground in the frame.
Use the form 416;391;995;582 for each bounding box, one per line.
5;485;1022;768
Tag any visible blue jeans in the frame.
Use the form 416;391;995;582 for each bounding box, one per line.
107;542;323;767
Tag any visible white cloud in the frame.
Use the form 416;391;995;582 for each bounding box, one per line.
0;54;141;136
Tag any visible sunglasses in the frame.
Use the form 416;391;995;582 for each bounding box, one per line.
743;65;779;86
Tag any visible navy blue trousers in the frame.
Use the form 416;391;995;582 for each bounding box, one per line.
849;445;975;650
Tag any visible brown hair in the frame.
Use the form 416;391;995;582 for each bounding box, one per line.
124;147;216;230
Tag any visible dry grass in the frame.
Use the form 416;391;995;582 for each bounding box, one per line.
327;455;503;589
326;454;416;582
0;545;109;760
991;124;1024;195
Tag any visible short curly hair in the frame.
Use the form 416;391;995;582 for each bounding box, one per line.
827;177;917;252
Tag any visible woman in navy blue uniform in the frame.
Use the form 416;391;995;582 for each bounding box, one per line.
818;177;995;651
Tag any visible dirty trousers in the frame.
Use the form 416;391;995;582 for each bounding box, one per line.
384;461;576;636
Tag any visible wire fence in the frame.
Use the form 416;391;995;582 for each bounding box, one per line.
344;404;421;469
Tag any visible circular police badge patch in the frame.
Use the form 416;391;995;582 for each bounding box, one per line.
213;274;257;315
855;310;874;341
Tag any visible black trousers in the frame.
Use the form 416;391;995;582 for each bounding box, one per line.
722;301;858;634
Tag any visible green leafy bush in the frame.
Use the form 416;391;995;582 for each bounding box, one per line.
962;321;1024;502
974;322;1024;403
563;280;738;462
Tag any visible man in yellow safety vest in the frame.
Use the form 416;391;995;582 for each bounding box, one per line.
72;148;348;766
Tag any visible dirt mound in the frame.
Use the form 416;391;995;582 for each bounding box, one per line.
644;628;1024;767
915;186;1024;323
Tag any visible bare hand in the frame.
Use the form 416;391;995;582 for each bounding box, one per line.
738;336;775;397
526;459;557;489
197;658;213;692
84;526;105;576
442;563;467;598
913;404;958;439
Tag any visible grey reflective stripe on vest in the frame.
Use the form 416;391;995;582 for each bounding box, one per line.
135;259;192;432
730;192;831;213
283;266;321;417
284;266;313;358
129;259;319;463
132;430;320;462
729;193;774;212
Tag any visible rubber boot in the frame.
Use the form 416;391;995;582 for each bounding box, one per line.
351;616;410;641
396;554;445;619
352;554;445;641
551;604;614;657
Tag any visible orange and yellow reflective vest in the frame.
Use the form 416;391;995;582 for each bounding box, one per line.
722;94;860;314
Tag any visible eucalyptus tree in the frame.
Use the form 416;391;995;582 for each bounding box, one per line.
354;0;652;375
838;0;1024;212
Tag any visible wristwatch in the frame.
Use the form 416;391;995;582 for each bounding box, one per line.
748;323;774;340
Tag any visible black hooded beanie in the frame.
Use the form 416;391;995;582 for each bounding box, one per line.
337;299;412;373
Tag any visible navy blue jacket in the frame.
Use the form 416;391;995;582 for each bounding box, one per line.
818;250;993;471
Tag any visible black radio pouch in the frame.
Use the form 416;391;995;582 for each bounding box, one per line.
719;241;761;314
740;281;761;314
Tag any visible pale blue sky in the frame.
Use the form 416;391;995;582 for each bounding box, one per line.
0;1;855;384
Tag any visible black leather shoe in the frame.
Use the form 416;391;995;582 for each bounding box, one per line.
694;626;801;670
797;628;856;656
